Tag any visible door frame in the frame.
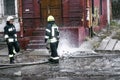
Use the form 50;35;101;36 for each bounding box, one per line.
39;0;63;26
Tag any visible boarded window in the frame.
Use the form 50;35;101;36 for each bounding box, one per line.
4;0;15;15
92;0;94;14
112;0;120;19
100;0;102;15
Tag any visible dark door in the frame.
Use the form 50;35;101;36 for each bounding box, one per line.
22;0;41;36
22;0;41;28
40;0;62;26
22;0;34;28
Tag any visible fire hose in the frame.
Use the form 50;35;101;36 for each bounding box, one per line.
0;60;49;69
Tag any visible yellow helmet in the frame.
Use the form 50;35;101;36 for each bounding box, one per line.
47;15;55;22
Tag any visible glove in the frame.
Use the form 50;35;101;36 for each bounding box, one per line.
57;36;60;41
4;38;8;42
45;39;47;43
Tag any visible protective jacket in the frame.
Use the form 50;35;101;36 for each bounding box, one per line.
4;24;18;43
45;21;59;43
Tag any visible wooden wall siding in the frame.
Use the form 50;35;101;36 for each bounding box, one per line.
94;0;100;7
93;0;108;31
33;0;40;17
62;0;69;26
33;0;41;28
62;0;84;26
69;0;82;26
97;0;107;27
22;0;34;36
78;27;86;45
101;0;107;27
22;0;41;36
82;0;87;28
22;0;34;18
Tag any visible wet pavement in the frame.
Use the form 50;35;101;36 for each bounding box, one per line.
0;50;120;80
0;31;120;80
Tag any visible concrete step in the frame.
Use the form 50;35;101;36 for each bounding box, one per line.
30;36;44;40
105;39;117;50
114;41;120;50
96;37;111;50
32;30;45;36
28;43;46;46
27;43;46;50
30;40;44;43
96;37;120;51
27;36;45;50
26;28;46;50
0;42;6;45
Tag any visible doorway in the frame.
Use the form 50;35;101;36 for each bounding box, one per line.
40;0;62;26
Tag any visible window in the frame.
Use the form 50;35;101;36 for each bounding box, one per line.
100;0;102;15
4;0;15;15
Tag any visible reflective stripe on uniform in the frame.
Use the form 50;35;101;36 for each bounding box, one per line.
15;38;17;41
9;54;14;58
50;37;57;43
13;49;17;54
46;29;51;33
8;38;14;42
51;57;59;60
4;35;9;39
52;27;55;37
45;36;49;39
51;24;58;37
14;34;17;37
8;28;13;32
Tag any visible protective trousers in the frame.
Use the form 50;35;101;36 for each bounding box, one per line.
50;41;59;57
7;41;20;64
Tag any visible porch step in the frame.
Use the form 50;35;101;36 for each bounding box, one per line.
27;43;46;50
32;30;45;36
30;40;44;43
0;33;7;49
30;36;44;40
26;28;46;50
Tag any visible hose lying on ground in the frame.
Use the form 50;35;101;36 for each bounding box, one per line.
0;60;49;69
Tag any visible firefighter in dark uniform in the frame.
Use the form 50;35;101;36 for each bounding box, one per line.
4;16;20;64
45;15;59;63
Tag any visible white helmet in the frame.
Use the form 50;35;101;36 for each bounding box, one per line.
47;15;55;22
7;16;14;21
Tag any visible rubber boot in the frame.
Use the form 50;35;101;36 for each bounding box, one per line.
48;58;59;64
10;57;14;64
53;59;59;63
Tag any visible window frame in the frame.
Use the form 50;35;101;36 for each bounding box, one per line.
1;0;18;17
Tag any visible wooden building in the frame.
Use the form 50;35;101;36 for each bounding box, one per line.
18;0;111;49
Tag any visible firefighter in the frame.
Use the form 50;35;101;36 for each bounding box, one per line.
45;15;60;63
4;16;20;64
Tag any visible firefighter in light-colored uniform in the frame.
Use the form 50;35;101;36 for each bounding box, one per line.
4;16;20;64
45;15;59;63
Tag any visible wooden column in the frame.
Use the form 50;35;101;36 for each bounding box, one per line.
80;0;86;27
18;0;23;37
86;0;90;28
18;0;30;50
